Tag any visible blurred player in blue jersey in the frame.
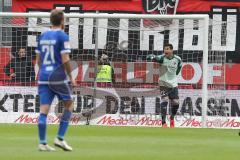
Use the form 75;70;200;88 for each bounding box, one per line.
35;9;76;151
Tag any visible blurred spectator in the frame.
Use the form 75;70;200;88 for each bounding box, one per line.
96;54;115;83
4;48;35;83
112;52;128;62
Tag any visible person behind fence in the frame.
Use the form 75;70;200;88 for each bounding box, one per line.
84;54;114;125
4;48;35;83
147;43;182;128
96;54;115;84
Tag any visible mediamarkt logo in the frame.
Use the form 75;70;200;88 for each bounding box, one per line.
97;115;240;128
97;115;163;126
181;118;240;128
14;114;80;124
12;114;240;128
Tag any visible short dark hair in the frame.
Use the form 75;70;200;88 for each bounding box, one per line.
50;9;64;26
163;43;173;50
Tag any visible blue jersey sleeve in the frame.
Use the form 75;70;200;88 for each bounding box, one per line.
60;33;71;54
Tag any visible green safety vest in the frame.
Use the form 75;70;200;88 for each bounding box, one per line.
96;65;112;82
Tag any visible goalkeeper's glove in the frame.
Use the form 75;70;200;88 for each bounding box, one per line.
146;54;156;61
155;55;163;63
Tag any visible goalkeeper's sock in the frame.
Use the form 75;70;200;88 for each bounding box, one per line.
57;109;72;140
38;113;47;144
161;101;168;124
170;104;179;120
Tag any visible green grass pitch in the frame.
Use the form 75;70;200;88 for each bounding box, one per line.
0;124;239;160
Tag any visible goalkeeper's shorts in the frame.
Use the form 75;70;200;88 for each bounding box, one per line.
159;86;179;99
38;83;72;105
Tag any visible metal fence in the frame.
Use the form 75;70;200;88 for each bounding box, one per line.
1;0;12;12
0;0;12;46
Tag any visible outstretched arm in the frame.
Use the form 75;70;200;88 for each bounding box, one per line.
146;54;164;63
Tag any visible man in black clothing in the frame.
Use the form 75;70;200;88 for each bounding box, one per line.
4;48;35;83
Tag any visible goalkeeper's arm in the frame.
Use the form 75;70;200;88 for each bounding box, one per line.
146;54;164;63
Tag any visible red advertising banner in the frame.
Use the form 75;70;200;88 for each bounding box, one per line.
0;86;240;128
12;0;240;13
12;0;142;13
8;0;240;85
0;48;239;85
